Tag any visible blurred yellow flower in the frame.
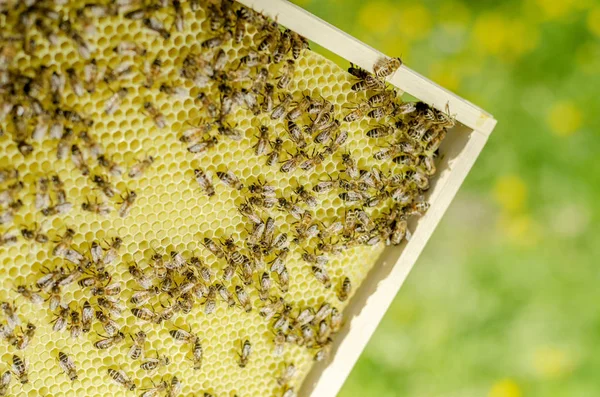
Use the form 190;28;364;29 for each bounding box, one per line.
498;213;540;247
473;13;539;61
439;0;471;25
429;61;461;92
534;0;589;20
494;175;527;213
533;347;573;378
358;2;395;34
547;101;583;136
398;4;433;41
488;379;522;397
587;6;600;37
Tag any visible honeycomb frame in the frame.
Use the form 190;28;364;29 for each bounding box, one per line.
0;1;496;397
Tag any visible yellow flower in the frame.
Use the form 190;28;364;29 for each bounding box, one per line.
493;175;527;213
498;213;540;247
587;6;600;37
533;347;573;378
358;2;395;34
547;101;583;136
473;12;538;61
473;13;508;56
439;0;471;25
534;0;589;20
429;61;461;92
489;379;522;397
398;4;433;41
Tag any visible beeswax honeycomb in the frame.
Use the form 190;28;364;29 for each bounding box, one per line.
0;1;446;396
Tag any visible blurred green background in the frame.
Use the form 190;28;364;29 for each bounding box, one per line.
289;0;600;396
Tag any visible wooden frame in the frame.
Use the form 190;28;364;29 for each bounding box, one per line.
237;0;498;396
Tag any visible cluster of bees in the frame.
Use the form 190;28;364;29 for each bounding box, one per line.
0;0;456;396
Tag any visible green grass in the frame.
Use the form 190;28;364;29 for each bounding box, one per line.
291;0;600;395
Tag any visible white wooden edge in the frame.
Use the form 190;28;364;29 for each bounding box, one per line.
237;0;497;136
298;126;489;396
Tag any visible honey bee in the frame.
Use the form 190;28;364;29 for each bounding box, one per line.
0;370;10;395
235;285;252;313
142;101;167;129
81;196;110;216
373;56;402;79
56;351;78;381
192;338;203;370
212;49;228;72
216;170;243;190
140;354;170;372
214;283;234;307
131;307;159;324
68;308;82;338
238;339;251;368
351;74;386;92
159;83;189;98
342;101;369;123
128;330;147;360
261;83;275;113
218;123;243;141
271;93;293;119
202;237;225;259
69;144;90;176
0;167;18;183
1;301;20;330
259;297;284;321
366;124;394;138
201;29;231;48
32;177;50;210
0;200;22;224
311;266;332;288
91;174;118;199
294;186;318;208
0;231;17;246
278;266;290;293
116;189;136;218
140;380;168;397
240;49;269;67
168;376;182;397
238;203;262;225
94;329;125;350
113;41;146;56
0;323;16;346
290;31;310;59
104;87;128;115
128;156;154;179
142;57;162;89
13;322;35;350
169;327;197;344
20;222;48;244
280;150;305;173
12;355;27;384
247;221;265;245
90;279;121;297
273;29;292;63
0;180;23;207
102;237;122;265
203;285;216;315
50;303;68;332
107;368;136;390
97;297;123;318
266;138;283;166
277;363;297;386
126;262;151;289
194;169;215;197
282;388;297;397
188;135;219;155
336;276;352;301
310;303;331;326
285;120;306;148
253;125;270;156
143;17;170;39
130;285;160;306
302;250;329;266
